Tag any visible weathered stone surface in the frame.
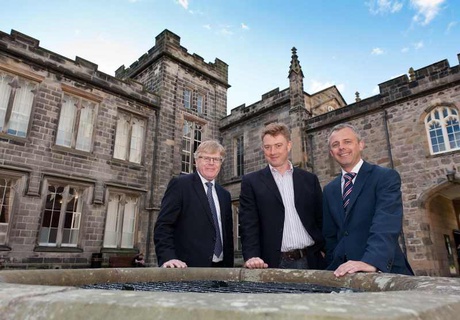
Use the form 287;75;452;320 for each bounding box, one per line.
1;268;460;319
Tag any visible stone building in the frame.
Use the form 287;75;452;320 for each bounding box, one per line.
221;50;460;277
1;27;459;276
0;29;228;268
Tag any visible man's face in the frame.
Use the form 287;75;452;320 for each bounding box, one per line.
329;127;364;172
195;151;223;181
262;134;292;169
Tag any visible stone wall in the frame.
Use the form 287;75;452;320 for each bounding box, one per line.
0;30;159;268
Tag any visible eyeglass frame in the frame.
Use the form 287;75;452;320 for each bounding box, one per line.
197;156;224;164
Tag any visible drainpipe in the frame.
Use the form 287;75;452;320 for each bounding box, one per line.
383;109;407;256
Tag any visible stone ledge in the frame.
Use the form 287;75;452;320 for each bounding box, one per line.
1;268;460;319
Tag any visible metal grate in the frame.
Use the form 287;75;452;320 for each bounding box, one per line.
81;280;359;294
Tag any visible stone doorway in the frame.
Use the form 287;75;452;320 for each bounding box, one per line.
425;184;460;276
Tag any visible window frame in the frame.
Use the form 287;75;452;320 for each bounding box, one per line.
103;190;140;249
425;106;460;155
38;179;88;248
234;135;245;177
113;110;147;164
0;171;24;247
181;119;203;173
0;69;40;139
55;92;98;152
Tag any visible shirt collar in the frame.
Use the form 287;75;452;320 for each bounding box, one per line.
197;171;215;186
269;161;293;174
341;159;363;177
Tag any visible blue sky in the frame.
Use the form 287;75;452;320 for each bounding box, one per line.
0;0;458;114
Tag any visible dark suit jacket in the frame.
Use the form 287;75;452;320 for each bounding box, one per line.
239;166;325;268
154;172;234;267
323;161;413;275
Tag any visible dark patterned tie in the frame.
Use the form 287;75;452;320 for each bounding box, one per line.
205;182;223;257
343;172;357;209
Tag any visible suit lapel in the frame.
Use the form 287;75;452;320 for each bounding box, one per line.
330;175;345;223
259;166;283;203
192;173;214;226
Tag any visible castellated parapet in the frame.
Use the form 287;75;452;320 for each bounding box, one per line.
115;29;229;87
0;29;159;107
220;88;290;129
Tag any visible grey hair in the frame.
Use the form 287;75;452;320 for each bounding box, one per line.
193;140;226;160
327;123;362;147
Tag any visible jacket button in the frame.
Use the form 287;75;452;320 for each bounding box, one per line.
344;231;349;236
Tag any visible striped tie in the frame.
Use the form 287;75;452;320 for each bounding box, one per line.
343;172;356;209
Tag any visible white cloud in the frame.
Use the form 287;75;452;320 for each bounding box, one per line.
413;40;424;49
220;26;234;36
410;0;445;25
241;23;250;30
401;47;409;53
308;79;339;93
446;21;458;33
203;24;211;30
177;0;188;10
367;0;403;14
371;47;384;55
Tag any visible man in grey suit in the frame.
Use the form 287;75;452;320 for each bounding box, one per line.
154;140;234;268
323;123;413;277
239;122;325;269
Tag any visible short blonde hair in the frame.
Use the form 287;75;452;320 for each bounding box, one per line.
193;140;226;160
260;122;291;141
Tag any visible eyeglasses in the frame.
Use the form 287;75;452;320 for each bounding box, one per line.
198;156;224;164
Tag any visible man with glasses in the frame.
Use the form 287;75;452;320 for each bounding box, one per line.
239;123;325;270
154;140;234;268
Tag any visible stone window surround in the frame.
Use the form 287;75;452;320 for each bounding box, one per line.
0;63;44;142
423;103;460;155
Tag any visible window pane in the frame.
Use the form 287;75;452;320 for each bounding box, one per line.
39;185;63;245
0;177;13;245
129;118;145;164
104;194;121;247
75;100;95;151
197;94;204;114
184;90;191;109
429;123;445;154
121;197;137;248
447;118;460;150
114;114;129;160
61;188;81;246
56;95;77;147
8;79;36;137
0;72;14;131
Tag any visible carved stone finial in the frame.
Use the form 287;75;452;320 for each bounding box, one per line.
289;47;303;77
355;91;361;102
408;67;415;81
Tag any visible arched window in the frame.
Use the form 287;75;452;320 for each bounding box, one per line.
425;106;460;154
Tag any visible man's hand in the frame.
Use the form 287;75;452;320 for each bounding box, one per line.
333;260;377;277
162;259;187;268
244;257;268;269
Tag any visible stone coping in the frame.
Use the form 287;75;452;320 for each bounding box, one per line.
1;268;460;319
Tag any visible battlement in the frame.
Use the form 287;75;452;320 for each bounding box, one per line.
378;54;460;104
0;29;160;107
115;29;229;86
221;87;290;128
